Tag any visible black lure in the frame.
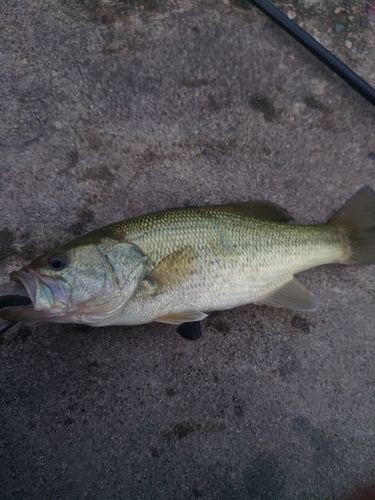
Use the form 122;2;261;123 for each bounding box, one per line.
0;295;32;334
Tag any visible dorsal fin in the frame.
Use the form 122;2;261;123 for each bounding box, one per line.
220;201;293;222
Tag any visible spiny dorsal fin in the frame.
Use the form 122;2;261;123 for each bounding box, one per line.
144;246;196;295
259;277;317;311
155;310;208;325
220;201;293;222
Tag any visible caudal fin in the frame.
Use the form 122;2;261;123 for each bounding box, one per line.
329;185;375;265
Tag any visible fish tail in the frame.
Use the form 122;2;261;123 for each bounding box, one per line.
328;185;375;265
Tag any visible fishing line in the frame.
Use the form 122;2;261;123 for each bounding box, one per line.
248;0;375;108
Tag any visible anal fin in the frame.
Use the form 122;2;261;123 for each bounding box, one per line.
155;310;208;325
259;278;317;311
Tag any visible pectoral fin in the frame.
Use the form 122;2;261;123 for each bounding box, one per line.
155;310;208;325
144;246;196;295
259;278;317;311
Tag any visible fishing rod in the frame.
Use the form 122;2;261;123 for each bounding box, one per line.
248;0;375;108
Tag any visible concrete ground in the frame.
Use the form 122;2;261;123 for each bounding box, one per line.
1;0;375;498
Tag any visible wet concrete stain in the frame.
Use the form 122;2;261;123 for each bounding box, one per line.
87;360;101;374
19;243;37;261
141;148;167;165
198;137;238;159
291;314;314;333
243;451;285;499
0;229;16;261
180;77;211;87
211;319;231;335
63;417;75;426
304;95;330;113
69;207;96;236
278;344;300;378
193;487;203;497
293;416;336;466
18;236;47;262
162;420;227;443
206;91;233;113
229;0;252;9
163;422;199;441
84;129;104;151
67;129;114;155
341;485;375;500
76;165;116;184
0;326;32;346
232;396;245;418
166;387;177;397
303;96;347;132
249;93;281;122
68;147;79;168
13;326;33;343
73;324;93;334
65;0;158;24
102;39;134;53
150;446;159;458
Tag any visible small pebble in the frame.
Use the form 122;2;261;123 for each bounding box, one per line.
287;9;296;20
344;39;353;49
335;23;346;33
334;6;346;14
347;15;354;22
368;152;375;160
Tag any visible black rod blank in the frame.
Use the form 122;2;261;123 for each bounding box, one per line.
249;0;375;108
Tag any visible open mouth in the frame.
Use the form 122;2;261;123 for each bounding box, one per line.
10;269;38;306
0;269;70;323
0;294;32;332
0;269;42;323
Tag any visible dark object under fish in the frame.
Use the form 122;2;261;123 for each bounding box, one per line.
176;321;202;341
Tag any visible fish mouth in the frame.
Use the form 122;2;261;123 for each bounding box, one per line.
10;270;38;307
0;269;71;323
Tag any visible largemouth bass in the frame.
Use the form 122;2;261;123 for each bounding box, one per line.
2;186;375;327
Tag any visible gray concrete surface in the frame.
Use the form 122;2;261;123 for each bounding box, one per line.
1;1;375;498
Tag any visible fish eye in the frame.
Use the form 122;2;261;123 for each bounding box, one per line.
48;254;68;270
